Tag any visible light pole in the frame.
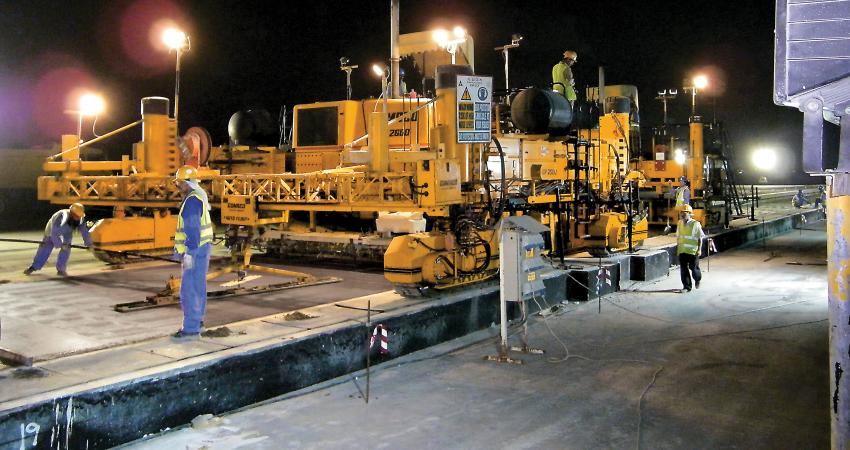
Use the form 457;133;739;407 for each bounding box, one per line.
684;74;708;117
494;33;522;92
339;57;358;100
76;93;105;153
372;63;389;113
433;26;467;64
655;89;677;125
162;28;190;122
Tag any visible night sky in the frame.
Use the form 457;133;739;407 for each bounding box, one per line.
0;0;813;183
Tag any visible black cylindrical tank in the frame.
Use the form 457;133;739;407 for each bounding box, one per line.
510;88;573;134
571;100;600;130
141;97;169;116
228;109;279;146
605;96;631;114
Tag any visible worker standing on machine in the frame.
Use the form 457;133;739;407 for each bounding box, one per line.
172;165;213;339
23;203;91;276
675;176;691;208
676;204;705;292
552;50;578;105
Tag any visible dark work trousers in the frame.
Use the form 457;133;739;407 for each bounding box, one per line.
678;253;702;290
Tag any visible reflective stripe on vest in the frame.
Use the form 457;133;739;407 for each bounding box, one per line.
174;189;213;254
677;219;701;255
675;187;686;206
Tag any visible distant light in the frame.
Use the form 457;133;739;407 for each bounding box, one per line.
78;93;105;116
674;151;686;165
693;74;709;90
752;147;777;170
372;63;387;77
432;29;450;47
453;26;467;39
162;28;188;50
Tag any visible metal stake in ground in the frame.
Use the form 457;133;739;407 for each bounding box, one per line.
597;257;602;314
365;299;371;404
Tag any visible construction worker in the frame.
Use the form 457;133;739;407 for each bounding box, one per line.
792;189;809;208
172;165;213;339
676;204;705;292
24;203;92;276
675;176;691;208
814;185;827;209
552;50;577;104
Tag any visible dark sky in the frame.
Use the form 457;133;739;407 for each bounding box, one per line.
0;0;812;183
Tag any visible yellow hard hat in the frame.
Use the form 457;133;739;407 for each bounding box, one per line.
174;165;199;182
69;203;85;217
563;50;577;61
680;204;694;213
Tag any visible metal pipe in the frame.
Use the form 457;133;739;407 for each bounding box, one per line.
174;49;182;121
49;120;143;160
390;0;400;98
828;191;850;449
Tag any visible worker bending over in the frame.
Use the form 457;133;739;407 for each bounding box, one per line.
24;203;91;276
552;50;578;104
172;165;213;339
792;189;809;208
676;204;705;292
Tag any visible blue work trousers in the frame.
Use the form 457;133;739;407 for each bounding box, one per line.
31;237;71;272
180;244;211;334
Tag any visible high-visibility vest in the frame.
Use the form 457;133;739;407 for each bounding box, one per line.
677;219;702;255
675;187;688;206
552;62;577;101
174;188;213;254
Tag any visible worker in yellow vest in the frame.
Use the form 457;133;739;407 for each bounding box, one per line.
676;204;705;292
552;50;578;104
675;175;691;208
172;165;213;339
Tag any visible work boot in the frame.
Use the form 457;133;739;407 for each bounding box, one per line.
56;270;68;277
171;330;200;341
695;280;700;289
23;266;36;275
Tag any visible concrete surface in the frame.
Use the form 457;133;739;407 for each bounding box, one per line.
117;219;829;450
0;231;391;362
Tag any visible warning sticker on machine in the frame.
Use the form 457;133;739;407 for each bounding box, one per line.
456;75;492;143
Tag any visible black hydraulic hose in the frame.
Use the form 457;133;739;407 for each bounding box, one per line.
0;238;180;263
553;185;565;264
492;136;507;218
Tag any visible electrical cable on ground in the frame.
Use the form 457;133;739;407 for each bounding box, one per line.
526;293;663;450
636;366;663;450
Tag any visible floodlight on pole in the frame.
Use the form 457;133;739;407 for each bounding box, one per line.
494;33;523;93
79;93;105;117
161;27;190;122
75;93;106;155
340;57;358;100
684;74;709;117
432;26;467;64
372;63;390;113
